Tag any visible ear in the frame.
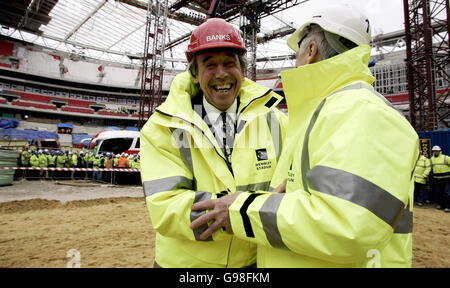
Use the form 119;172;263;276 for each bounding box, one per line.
306;41;320;64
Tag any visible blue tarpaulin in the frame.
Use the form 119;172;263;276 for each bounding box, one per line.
0;129;58;144
0;118;19;129
124;127;139;131
57;123;74;129
105;126;120;130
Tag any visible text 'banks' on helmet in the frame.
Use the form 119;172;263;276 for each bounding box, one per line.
185;18;247;63
287;4;372;53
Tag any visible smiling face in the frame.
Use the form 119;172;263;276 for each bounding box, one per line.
194;50;243;111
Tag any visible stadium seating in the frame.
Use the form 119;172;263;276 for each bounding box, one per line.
98;110;129;117
61;106;95;114
12;99;57;110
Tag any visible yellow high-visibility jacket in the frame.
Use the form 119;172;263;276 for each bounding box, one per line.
140;71;287;268
414;155;431;184
228;46;420;267
30;154;39;168
431;153;450;180
38;154;48;168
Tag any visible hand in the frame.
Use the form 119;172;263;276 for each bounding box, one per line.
190;192;241;240
274;179;287;193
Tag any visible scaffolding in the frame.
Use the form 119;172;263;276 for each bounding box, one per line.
403;0;449;131
240;13;260;81
138;0;169;129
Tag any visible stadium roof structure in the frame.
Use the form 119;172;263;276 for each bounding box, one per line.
0;0;312;69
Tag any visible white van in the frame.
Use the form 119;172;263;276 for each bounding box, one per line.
91;130;139;155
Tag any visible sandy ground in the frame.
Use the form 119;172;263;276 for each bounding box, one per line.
0;180;448;268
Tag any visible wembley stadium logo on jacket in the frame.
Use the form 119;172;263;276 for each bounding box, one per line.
255;148;268;161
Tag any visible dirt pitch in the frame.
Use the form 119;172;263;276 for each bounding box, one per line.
0;180;448;268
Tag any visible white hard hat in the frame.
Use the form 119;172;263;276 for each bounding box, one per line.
432;145;442;151
287;4;371;53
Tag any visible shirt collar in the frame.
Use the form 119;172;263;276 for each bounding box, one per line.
203;96;237;125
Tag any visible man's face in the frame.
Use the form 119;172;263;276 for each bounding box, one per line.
194;50;243;111
434;150;441;157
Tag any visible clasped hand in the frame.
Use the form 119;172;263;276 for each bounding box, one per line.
189;192;240;240
189;180;287;240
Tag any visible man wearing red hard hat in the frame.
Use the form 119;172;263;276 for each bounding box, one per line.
140;18;287;268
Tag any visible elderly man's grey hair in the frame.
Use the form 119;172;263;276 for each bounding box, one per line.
298;24;357;60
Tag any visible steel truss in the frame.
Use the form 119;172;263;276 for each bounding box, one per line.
403;0;449;130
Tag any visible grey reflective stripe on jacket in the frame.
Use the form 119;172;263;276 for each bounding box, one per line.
190;191;213;241
307;165;406;230
259;193;289;250
170;128;195;177
237;181;271;192
143;176;194;197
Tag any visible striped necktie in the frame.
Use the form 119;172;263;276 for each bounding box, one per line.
221;112;234;162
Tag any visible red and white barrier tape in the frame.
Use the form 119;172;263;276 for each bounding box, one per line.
0;167;140;172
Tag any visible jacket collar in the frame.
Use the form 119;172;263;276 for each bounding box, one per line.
280;45;375;114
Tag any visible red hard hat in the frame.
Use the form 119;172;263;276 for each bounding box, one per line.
186;18;247;63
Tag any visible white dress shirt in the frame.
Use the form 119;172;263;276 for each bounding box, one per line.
203;96;237;151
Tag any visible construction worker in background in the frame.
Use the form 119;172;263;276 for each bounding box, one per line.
38;150;48;180
21;144;31;179
414;149;432;206
64;150;71;179
100;152;107;182
140;18;287;268
29;150;40;180
86;151;95;180
113;154;120;167
116;153;129;185
83;152;90;179
113;154;120;185
79;152;86;179
190;5;419;268
47;150;57;180
56;151;67;180
70;151;78;180
130;154;140;185
93;154;101;182
21;144;31;168
105;153;114;184
430;145;450;212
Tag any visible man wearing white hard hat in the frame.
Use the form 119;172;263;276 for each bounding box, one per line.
190;4;419;267
430;145;450;212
